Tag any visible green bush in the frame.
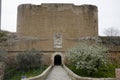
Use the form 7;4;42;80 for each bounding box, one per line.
0;31;7;42
4;66;47;80
0;31;6;37
4;49;47;80
16;49;43;70
68;63;117;78
67;43;108;76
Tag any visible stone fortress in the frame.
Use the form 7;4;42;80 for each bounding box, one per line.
1;3;120;80
14;3;98;65
17;3;98;51
4;3;120;65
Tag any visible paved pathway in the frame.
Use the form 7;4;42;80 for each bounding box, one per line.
45;66;71;80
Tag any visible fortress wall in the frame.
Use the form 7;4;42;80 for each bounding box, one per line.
17;4;98;51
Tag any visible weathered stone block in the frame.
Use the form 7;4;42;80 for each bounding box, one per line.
116;68;120;79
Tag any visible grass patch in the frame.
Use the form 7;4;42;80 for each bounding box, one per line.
4;66;48;80
67;63;118;78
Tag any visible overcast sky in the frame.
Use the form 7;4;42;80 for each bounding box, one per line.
1;0;120;36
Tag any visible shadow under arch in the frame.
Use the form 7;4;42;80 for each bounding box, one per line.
54;55;62;65
52;52;64;65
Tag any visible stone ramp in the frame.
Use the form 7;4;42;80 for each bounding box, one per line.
45;66;71;80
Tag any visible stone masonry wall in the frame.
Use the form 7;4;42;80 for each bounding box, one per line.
16;3;98;51
0;62;5;80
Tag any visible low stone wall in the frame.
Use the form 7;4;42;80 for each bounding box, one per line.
116;69;120;79
25;65;53;80
0;62;5;80
63;65;118;80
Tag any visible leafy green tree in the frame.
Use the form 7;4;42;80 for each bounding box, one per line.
67;43;108;76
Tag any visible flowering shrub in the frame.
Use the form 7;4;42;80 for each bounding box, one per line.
67;43;108;75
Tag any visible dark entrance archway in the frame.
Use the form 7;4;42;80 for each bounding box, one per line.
54;55;62;65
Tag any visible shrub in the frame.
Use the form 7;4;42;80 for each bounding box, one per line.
4;65;48;80
16;49;43;70
0;31;6;38
68;63;116;78
67;43;108;76
0;31;7;42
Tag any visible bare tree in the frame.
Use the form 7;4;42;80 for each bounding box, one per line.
103;27;120;36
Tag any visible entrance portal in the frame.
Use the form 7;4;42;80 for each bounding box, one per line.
54;55;62;65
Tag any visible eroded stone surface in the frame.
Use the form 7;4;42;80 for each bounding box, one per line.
116;69;120;78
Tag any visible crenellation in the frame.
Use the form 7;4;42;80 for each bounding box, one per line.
18;4;31;9
18;4;97;16
41;3;74;8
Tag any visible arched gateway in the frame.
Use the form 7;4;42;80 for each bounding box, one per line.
54;55;62;65
52;52;64;65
